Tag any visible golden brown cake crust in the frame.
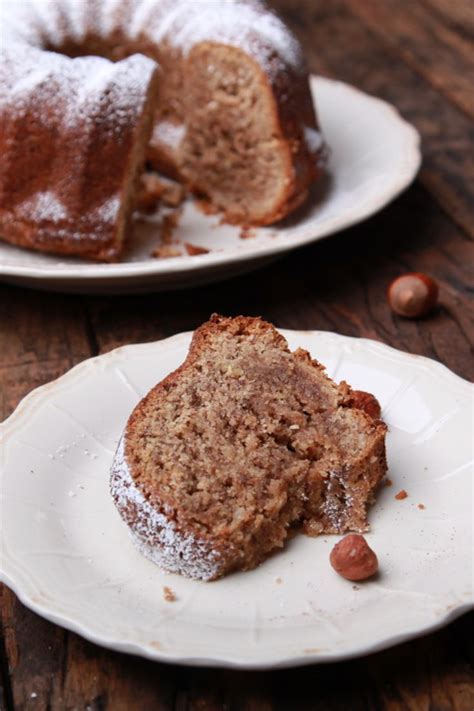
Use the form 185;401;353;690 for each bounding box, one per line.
110;315;387;581
1;1;325;260
0;44;160;261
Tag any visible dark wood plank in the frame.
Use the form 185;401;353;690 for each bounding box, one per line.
420;0;474;39
1;591;68;711
3;609;472;710
0;289;92;418
1;2;473;708
48;635;177;711
180;613;474;711
270;0;474;239
344;0;474;119
0;588;14;711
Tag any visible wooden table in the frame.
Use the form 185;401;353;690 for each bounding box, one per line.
1;1;473;708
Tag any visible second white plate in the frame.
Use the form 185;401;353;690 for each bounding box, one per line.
0;76;420;293
1;330;472;668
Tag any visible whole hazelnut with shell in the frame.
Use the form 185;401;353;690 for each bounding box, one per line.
388;273;439;318
330;534;378;581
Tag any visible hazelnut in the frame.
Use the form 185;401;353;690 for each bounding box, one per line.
329;534;378;581
387;273;438;318
347;390;381;419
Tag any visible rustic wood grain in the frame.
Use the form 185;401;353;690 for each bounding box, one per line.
419;0;474;38
0;289;92;417
271;0;474;239
344;0;474;119
1;1;474;708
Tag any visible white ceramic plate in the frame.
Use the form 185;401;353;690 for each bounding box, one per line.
1;330;472;669
0;76;420;293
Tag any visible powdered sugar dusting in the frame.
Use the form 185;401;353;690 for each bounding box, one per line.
110;437;222;581
1;0;315;251
4;0;305;91
2;0;311;149
129;0;182;40
304;126;324;154
160;1;303;76
18;191;68;222
5;0;304;77
27;0;69;47
151;121;186;150
323;469;358;532
59;0;88;43
91;196;121;224
1;8;157;241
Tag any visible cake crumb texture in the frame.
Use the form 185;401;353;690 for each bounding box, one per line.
1;0;325;260
110;315;387;580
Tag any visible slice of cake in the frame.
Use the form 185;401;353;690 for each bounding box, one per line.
110;315;387;580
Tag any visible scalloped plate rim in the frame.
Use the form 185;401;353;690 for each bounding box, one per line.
1;331;472;669
0;565;472;669
0;76;421;283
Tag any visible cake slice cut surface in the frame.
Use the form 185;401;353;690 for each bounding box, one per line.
110;315;387;580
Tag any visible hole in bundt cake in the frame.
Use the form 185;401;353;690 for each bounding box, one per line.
2;1;325;260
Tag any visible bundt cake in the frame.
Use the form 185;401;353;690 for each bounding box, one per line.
110;315;387;581
0;0;325;262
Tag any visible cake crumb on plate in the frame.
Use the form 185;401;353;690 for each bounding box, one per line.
240;226;256;239
163;586;177;602
152;245;182;259
185;243;210;256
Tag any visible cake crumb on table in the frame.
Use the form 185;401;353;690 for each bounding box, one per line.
418;503;425;510
163;586;177;602
385;478;393;487
274;576;283;584
395;489;408;500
